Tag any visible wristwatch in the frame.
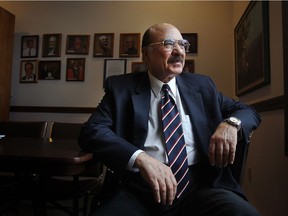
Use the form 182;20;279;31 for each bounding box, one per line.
223;117;241;131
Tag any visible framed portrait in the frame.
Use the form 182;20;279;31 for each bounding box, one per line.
38;60;61;80
131;61;147;73
66;58;85;81
282;1;288;156
21;35;39;58
119;33;140;57
19;60;38;83
42;33;62;57
183;59;195;73
104;59;126;87
66;35;90;55
93;33;114;57
182;33;198;54
234;1;270;96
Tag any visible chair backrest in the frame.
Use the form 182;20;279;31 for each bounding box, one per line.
0;121;48;138
49;122;83;139
230;137;250;185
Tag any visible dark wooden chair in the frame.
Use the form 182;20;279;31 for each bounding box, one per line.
35;122;104;216
0;120;48;215
230;135;252;185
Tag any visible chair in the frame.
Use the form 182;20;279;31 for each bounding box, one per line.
0;121;48;215
36;122;104;216
230;135;252;185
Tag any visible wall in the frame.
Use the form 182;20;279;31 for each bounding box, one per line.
0;1;234;123
233;2;288;216
1;1;288;215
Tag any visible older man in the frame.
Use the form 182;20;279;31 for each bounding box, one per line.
79;23;261;216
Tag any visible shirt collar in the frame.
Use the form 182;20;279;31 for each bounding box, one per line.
148;71;177;98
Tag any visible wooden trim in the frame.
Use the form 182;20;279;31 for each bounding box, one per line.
10;95;284;114
250;95;284;112
10;106;96;114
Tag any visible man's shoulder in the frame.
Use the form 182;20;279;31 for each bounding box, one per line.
179;72;210;83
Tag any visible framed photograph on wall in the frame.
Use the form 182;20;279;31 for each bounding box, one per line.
66;58;85;81
119;33;140;57
42;33;62;57
131;61;147;73
93;33;114;57
38;60;61;80
183;59;195;73
282;1;288;156
19;60;38;83
21;35;39;58
104;59;126;87
182;33;198;54
234;1;270;96
66;35;90;55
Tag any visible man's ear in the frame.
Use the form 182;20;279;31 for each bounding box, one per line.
142;48;149;63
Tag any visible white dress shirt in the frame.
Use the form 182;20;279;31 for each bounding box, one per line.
127;72;200;171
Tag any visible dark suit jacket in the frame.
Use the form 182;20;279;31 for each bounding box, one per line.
78;71;261;197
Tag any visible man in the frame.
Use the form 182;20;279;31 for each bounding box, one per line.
21;61;36;82
124;36;138;55
22;39;36;57
96;35;112;57
45;35;58;56
78;23;261;216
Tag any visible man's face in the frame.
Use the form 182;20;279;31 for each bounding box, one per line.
25;63;33;76
144;24;186;83
49;37;57;49
100;38;108;48
74;37;82;50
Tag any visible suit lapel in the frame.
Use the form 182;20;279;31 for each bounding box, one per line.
131;73;151;148
177;76;211;155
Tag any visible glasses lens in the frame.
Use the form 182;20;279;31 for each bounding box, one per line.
179;40;190;52
163;39;175;49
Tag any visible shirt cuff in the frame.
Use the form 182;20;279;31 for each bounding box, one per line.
126;149;145;172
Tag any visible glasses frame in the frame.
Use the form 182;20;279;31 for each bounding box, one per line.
148;38;190;52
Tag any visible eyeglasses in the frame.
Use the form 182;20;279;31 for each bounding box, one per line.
148;38;190;52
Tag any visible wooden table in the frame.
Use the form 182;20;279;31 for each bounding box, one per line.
0;137;95;216
0;137;93;175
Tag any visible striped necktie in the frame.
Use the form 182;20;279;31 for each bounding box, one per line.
161;84;191;198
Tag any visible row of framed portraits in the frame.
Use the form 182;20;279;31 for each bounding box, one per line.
19;58;195;84
21;33;198;59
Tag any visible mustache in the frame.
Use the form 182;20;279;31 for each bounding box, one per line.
167;56;184;64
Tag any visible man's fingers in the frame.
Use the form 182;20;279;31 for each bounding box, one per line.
209;142;216;166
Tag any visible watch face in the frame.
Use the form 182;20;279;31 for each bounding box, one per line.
230;117;241;125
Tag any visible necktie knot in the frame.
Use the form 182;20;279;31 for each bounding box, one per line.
162;84;170;94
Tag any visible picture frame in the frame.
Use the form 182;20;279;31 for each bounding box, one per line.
19;60;38;83
183;59;195;73
66;35;90;55
93;33;114;57
234;1;270;96
42;33;62;57
182;33;198;54
66;58;85;81
282;1;288;156
131;61;147;73
104;59;126;87
119;33;140;57
38;60;61;80
21;35;39;58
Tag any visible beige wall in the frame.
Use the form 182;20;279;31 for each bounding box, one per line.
233;2;288;216
0;1;287;215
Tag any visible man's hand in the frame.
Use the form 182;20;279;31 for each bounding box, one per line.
134;153;177;205
209;122;238;167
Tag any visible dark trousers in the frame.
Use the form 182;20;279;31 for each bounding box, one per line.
90;165;260;216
